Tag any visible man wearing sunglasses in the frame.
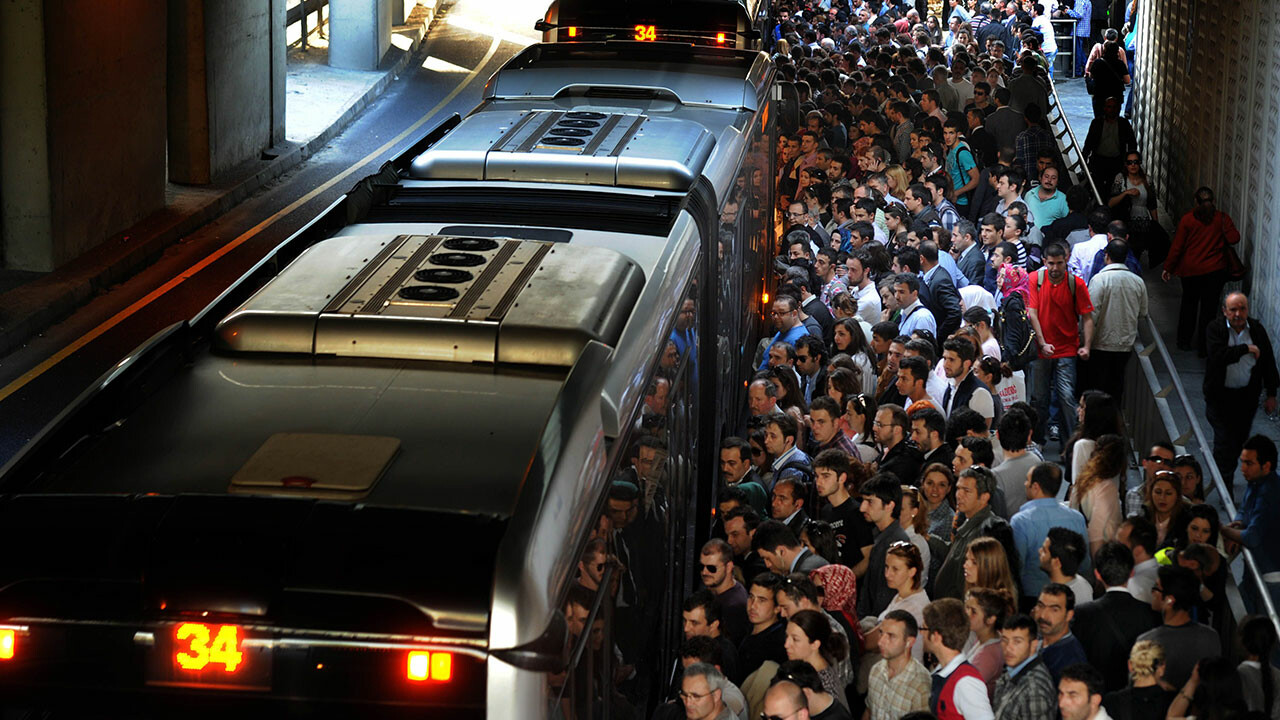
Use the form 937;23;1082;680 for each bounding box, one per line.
1124;442;1174;516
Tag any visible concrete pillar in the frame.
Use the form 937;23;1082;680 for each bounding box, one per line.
1;0;168;271
168;0;286;185
329;0;394;71
0;0;54;270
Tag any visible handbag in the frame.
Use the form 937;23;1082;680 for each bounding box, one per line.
1225;240;1247;280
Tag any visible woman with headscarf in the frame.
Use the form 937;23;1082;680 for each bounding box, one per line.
810;563;862;648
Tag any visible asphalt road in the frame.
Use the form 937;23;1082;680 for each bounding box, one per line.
0;0;543;466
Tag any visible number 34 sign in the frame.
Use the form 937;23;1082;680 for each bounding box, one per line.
175;623;244;673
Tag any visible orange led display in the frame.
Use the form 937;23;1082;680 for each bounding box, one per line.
567;26;577;38
716;33;726;44
406;650;453;682
634;25;657;41
0;629;13;660
174;623;244;673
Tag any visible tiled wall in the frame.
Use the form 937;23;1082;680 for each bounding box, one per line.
1132;0;1280;332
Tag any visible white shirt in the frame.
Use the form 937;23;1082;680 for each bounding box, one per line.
933;654;995;720
853;280;883;327
1225;319;1257;389
1066;574;1096;606
1128;558;1159;603
1032;14;1057;53
1068;233;1108;281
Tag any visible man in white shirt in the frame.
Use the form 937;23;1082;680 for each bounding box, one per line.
1039;527;1095;606
845;250;882;326
1066;209;1111;282
1118;516;1160;603
923;598;995;720
1030;2;1058;73
1084;240;1148;401
894;274;937;337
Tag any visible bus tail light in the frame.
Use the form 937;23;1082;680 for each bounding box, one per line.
0;629;14;660
407;651;452;682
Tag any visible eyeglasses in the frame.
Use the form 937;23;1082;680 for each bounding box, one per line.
761;709;804;720
1124;159;1140;165
1151;585;1164;595
1144;455;1172;465
680;690;716;701
702;564;722;573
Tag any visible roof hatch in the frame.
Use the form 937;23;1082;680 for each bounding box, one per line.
215;234;644;367
409;109;715;191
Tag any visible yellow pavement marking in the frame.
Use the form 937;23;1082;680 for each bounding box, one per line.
0;33;503;403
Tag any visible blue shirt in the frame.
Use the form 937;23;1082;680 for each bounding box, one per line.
1065;0;1091;37
759;324;810;371
1010;498;1090;598
1237;471;1280;573
898;299;937;337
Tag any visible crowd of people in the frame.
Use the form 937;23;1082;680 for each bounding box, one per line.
560;2;1280;720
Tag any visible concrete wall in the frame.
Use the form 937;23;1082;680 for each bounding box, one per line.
329;0;394;71
0;0;54;270
1131;0;1280;332
170;0;286;184
1;0;167;271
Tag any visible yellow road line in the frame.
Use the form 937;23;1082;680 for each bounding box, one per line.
0;34;503;403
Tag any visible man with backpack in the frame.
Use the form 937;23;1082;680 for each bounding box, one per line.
1026;243;1094;446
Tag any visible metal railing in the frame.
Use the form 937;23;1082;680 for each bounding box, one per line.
1042;71;1280;640
287;0;329;51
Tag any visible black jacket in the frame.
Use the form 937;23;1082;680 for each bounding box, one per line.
1071;589;1160;692
878;440;925;486
803;294;836;348
943;371;1001;425
1204;317;1280;400
1083;116;1137;161
925;266;964;340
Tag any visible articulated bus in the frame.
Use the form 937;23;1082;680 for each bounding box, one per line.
0;27;784;720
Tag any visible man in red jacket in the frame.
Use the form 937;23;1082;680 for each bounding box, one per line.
1161;187;1241;355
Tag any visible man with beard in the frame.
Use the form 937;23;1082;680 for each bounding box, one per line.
700;538;749;645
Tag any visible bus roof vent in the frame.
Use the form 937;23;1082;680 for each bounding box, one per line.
408;109;715;192
215;234;643;367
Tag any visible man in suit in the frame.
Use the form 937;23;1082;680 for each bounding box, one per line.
1203;292;1279;496
985;87;1025;157
1071;541;1159;692
770;477;811;537
953;219;987;288
920;240;963;340
751;520;828;575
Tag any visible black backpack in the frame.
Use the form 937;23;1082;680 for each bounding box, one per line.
995;291;1038;371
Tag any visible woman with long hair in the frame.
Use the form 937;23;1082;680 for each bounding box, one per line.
974;355;1026;411
963;587;1014;695
921;463;957;539
1102;640;1174;720
768;365;809;419
785;610;850;709
899;486;932;583
1167;657;1249;720
1183;503;1221;549
1237;615;1280;719
1108;150;1162;266
1070;433;1126;555
1065;389;1125;482
1143;471;1188;549
861;542;929;663
962;536;1019;601
826;367;863;414
843;393;880;464
833;318;877;395
801;520;840;571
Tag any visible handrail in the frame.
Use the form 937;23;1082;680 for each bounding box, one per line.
287;0;329;51
1041;69;1280;638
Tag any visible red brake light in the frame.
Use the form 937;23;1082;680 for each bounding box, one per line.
567;26;577;38
716;33;726;44
407;651;453;682
0;629;14;660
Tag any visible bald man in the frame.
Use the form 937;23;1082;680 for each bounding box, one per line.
1204;292;1279;496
